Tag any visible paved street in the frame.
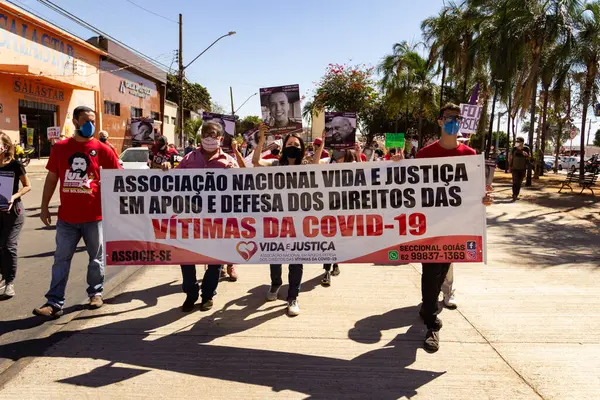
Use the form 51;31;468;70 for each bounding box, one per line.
0;179;598;399
0;167;140;375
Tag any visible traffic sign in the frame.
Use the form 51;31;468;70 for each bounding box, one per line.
569;128;577;140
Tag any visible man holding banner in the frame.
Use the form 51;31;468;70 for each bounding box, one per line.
416;103;493;353
169;120;238;312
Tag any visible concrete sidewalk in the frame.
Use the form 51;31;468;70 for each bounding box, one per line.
0;184;599;399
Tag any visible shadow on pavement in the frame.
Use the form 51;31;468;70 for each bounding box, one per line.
0;282;444;399
22;246;85;259
487;201;600;268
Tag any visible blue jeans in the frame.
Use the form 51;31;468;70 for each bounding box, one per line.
45;220;104;308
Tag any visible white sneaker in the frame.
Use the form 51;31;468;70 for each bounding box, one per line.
287;300;300;316
443;290;457;309
0;279;6;291
4;283;15;297
266;285;281;301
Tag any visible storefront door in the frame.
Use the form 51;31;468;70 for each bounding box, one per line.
18;100;57;158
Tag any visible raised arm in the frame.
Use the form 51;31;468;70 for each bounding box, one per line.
232;140;246;168
252;124;272;167
313;129;326;164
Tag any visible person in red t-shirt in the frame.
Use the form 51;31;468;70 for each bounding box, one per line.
33;106;121;318
416;103;493;353
150;136;181;169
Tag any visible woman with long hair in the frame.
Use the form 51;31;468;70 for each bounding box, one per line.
252;124;314;316
0;132;31;298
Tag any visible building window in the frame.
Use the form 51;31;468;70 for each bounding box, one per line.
131;107;143;118
151;111;160;121
104;101;120;116
171;116;177;124
164;115;170;124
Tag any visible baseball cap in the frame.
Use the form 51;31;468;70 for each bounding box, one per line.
314;137;323;146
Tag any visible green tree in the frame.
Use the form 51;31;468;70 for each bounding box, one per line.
166;74;211;112
236;115;261;134
594;129;600;146
574;2;600;177
303;63;378;133
378;42;438;148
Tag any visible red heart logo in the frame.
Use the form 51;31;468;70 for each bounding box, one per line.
236;241;257;261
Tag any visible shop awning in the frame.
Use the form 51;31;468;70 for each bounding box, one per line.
0;64;99;91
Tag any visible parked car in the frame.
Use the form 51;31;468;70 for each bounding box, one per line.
119;147;150;169
557;156;580;172
543;156;556;171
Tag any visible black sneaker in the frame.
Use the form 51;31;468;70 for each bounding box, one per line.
331;264;340;276
200;299;214;311
181;295;198;312
321;272;331;287
424;329;440;353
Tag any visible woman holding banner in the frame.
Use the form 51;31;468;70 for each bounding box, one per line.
252;124;312;316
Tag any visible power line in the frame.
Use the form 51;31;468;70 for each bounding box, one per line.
123;0;178;24
35;0;172;72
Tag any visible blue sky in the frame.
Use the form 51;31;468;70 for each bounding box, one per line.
12;0;445;117
10;0;598;144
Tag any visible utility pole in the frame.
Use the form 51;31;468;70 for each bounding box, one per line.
178;13;184;148
230;86;235;116
587;118;592;146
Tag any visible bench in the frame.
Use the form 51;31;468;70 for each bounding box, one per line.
558;172;578;193
579;172;598;195
558;171;598;195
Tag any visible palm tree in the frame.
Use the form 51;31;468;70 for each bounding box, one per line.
378;43;437;148
421;5;462;109
574;1;600;178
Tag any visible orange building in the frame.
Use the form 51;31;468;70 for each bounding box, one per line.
88;36;167;153
0;2;104;157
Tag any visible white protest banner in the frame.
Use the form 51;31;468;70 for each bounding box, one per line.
101;155;487;266
47;126;60;140
459;103;483;135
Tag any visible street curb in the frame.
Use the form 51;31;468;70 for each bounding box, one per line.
0;265;143;389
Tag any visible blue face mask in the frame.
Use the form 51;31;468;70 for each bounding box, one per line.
443;119;460;136
78;121;95;138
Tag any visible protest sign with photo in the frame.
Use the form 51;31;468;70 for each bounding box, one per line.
459;103;483;135
325;112;356;149
47;126;60;140
203;112;236;153
130;118;155;144
260;85;303;135
0;171;15;209
101;155;487;265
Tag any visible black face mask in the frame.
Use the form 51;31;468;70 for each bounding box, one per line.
282;146;301;160
271;149;280;156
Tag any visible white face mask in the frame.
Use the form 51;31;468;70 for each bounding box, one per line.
201;137;220;152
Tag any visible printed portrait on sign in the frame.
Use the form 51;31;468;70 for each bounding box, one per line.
202;112;236;153
325;112;357;149
260;85;303;135
130;118;155;144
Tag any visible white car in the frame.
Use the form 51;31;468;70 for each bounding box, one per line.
557;156;581;172
119;147;150;169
